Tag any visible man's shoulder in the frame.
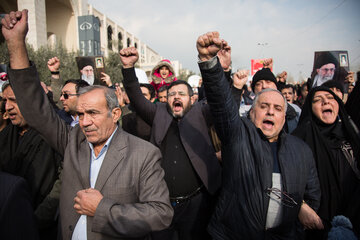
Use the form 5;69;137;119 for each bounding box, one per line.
117;128;159;151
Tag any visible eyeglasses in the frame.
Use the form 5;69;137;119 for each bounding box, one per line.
265;187;298;208
320;68;335;73
168;91;188;97
60;93;79;99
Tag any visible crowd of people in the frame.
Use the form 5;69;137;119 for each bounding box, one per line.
0;10;359;240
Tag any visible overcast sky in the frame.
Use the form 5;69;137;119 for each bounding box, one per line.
88;0;360;82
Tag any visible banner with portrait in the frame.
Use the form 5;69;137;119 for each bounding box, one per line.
76;56;105;85
310;50;349;92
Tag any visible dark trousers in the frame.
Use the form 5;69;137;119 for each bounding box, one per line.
151;190;214;240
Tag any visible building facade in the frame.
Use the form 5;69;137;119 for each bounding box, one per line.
0;0;182;78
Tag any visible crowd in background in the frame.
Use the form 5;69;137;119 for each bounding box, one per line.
0;10;360;240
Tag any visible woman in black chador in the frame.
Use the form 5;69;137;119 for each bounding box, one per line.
293;86;360;239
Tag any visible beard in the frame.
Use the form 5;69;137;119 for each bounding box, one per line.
313;73;334;87
170;102;192;119
82;74;94;85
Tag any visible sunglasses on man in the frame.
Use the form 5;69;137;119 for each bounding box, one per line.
60;93;79;99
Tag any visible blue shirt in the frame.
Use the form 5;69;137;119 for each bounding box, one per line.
72;127;118;240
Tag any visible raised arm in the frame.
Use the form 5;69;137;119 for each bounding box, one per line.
196;31;241;145
2;10;69;155
119;47;157;125
47;56;63;107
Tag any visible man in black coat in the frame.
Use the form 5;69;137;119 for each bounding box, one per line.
0;171;39;240
0;81;61;239
120;47;221;240
196;31;321;240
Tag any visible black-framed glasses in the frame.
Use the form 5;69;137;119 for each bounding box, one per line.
60;93;79;99
265;187;298;208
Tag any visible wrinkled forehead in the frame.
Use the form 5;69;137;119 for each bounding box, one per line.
2;85;15;98
77;89;107;109
257;91;286;107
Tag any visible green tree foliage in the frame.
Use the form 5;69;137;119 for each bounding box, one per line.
104;51;123;83
0;42;125;86
0;42;78;85
178;69;196;81
27;43;79;85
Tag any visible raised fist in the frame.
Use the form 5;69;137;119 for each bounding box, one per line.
1;10;28;43
47;57;60;72
196;31;223;61
233;69;249;90
119;47;139;68
217;40;231;71
262;58;273;69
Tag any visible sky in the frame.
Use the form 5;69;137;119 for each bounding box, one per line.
88;0;360;82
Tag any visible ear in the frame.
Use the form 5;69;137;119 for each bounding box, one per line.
316;69;320;74
190;96;195;105
3;111;9;120
249;108;254;121
150;97;155;103
111;107;122;122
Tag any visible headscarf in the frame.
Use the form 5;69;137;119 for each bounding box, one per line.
293;86;360;225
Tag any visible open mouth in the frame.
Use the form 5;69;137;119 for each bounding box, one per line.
8;112;16;119
322;109;332;113
173;101;183;112
262;119;274;129
322;109;333;117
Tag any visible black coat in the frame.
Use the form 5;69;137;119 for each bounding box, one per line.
199;57;320;239
122;67;221;195
0;171;39;240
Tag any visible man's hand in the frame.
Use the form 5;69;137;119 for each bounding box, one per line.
298;202;324;230
1;10;30;69
233;69;249;90
47;57;60;72
345;71;355;84
119;47;139;68
196;31;223;61
100;72;112;87
262;58;273;69
1;10;28;43
114;85;125;107
217;40;231;71
74;188;103;216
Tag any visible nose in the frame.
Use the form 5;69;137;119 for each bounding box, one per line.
60;95;65;101
5;101;13;111
82;114;92;127
322;98;330;105
267;106;275;115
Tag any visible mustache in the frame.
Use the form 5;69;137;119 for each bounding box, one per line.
83;126;97;132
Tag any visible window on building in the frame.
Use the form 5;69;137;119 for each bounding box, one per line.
118;32;123;50
127;38;131;47
107;26;113;50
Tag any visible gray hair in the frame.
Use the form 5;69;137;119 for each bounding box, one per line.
1;81;10;92
78;85;119;116
251;88;287;112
